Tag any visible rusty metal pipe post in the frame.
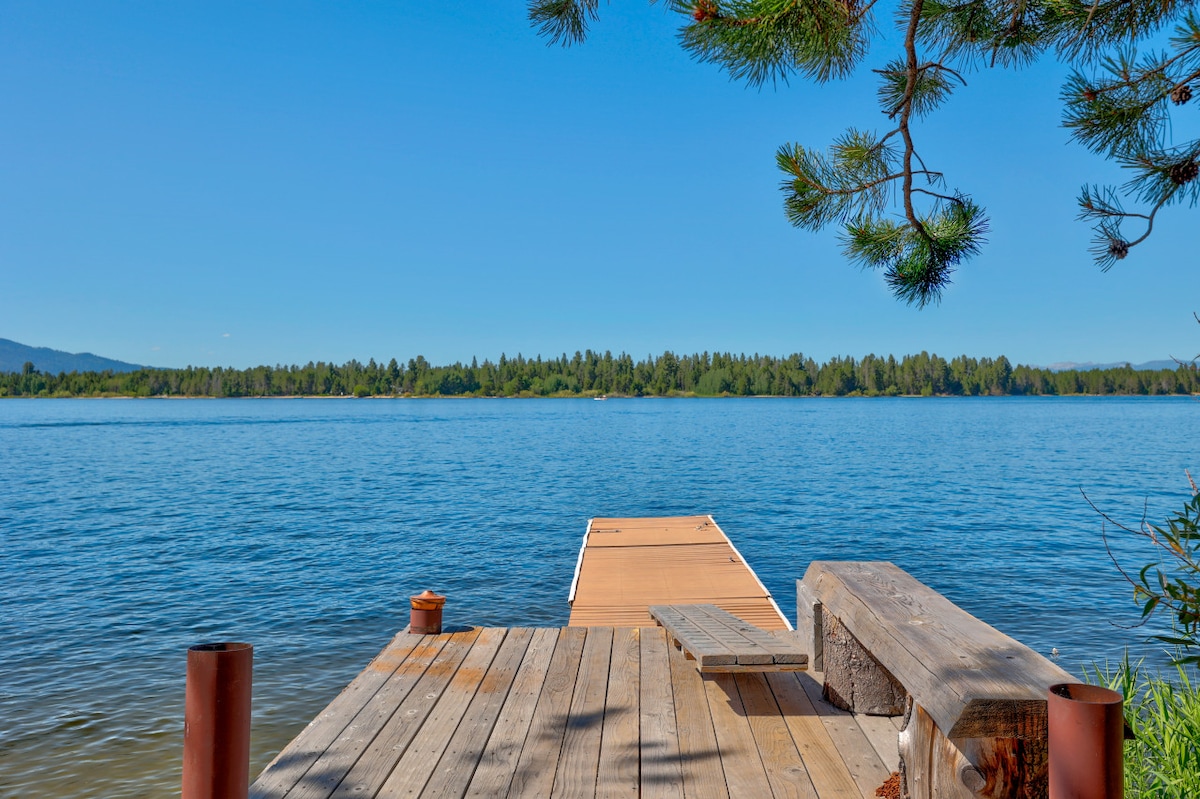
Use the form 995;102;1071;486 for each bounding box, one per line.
183;642;253;799
1048;683;1124;799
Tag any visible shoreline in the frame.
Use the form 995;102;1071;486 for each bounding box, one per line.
3;392;1197;400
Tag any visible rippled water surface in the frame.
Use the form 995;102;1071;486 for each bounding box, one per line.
2;397;1196;797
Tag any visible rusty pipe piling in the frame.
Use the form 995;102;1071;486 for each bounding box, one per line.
183;642;253;799
1048;682;1124;799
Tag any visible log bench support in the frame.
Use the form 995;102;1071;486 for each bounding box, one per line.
648;603;808;673
797;561;1072;799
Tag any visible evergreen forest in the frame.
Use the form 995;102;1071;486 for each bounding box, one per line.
3;351;1197;399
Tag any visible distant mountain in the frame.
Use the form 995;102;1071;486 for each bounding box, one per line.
1046;359;1182;372
0;338;146;374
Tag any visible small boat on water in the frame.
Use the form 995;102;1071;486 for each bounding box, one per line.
593;395;607;401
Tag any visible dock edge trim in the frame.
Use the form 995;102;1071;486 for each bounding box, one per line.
567;517;594;606
708;514;794;631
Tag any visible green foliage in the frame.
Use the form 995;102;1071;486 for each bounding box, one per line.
1088;655;1200;798
1095;482;1200;665
528;0;598;46
843;197;987;307
529;0;1200;299
2;350;1197;398
670;0;870;84
1063;13;1200;268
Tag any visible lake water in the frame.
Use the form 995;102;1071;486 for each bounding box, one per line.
1;396;1197;797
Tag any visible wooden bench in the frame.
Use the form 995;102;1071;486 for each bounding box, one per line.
797;561;1073;799
648;604;808;673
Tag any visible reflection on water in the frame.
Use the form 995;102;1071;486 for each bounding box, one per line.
1;397;1195;797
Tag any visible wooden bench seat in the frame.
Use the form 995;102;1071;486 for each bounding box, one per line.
798;561;1074;799
648;603;808;673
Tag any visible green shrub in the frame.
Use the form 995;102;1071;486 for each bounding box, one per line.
1088;655;1200;799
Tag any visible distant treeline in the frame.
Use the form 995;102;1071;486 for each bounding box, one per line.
3;350;1198;398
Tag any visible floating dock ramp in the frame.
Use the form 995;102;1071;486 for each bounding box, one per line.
567;515;791;630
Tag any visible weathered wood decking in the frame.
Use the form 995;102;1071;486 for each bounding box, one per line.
568;516;790;630
250;625;898;799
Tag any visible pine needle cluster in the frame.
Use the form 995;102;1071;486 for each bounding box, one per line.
528;0;1200;300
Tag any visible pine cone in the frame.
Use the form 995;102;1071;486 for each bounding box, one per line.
1169;160;1199;185
1171;84;1193;105
692;0;720;22
1108;239;1129;260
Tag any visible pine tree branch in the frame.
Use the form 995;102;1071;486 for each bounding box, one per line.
901;0;933;245
912;187;964;204
794;168;943;196
1086;44;1200;98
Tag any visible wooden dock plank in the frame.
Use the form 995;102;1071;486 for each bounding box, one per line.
852;713;900;774
586;517;728;547
377;627;509;796
703;673;775;798
691;605;808;664
507;626;587;798
248;632;428;799
418;628;535;799
569;516;788;630
794;672;891;798
253;627;915;799
735;673;819;799
596;627;641;799
463;627;559;799
589;515;716;531
324;628;483;799
668;636;730;799
280;632;463;799
764;673;864;799
552;626;614;798
639;627;684;799
649;605;738;667
570;601;787;631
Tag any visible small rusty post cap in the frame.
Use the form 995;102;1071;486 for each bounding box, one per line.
411;590;446;610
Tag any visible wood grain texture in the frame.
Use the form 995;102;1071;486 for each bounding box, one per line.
639;627;685;799
669;634;731;799
377;627;509;797
704;673;775;798
251;626;929;799
420;628;534;799
795;671;892;798
597;627;641;799
463;627;559;799
690;604;808;664
325;628;483;799
552;626;614;797
802;561;1072;739
852;712;900;773
275;633;458;799
649;605;739;667
507;626;587;798
765;673;865;799
735;673;819;799
899;702;1046;799
248;632;427;799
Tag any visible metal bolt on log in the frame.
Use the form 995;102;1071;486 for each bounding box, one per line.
183;642;253;799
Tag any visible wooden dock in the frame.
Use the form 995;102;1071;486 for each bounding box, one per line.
567;516;790;630
249;625;898;799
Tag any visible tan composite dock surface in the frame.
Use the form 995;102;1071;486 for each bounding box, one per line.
250;626;899;799
568;516;790;630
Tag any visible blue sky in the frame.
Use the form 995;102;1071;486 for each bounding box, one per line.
2;2;1197;369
